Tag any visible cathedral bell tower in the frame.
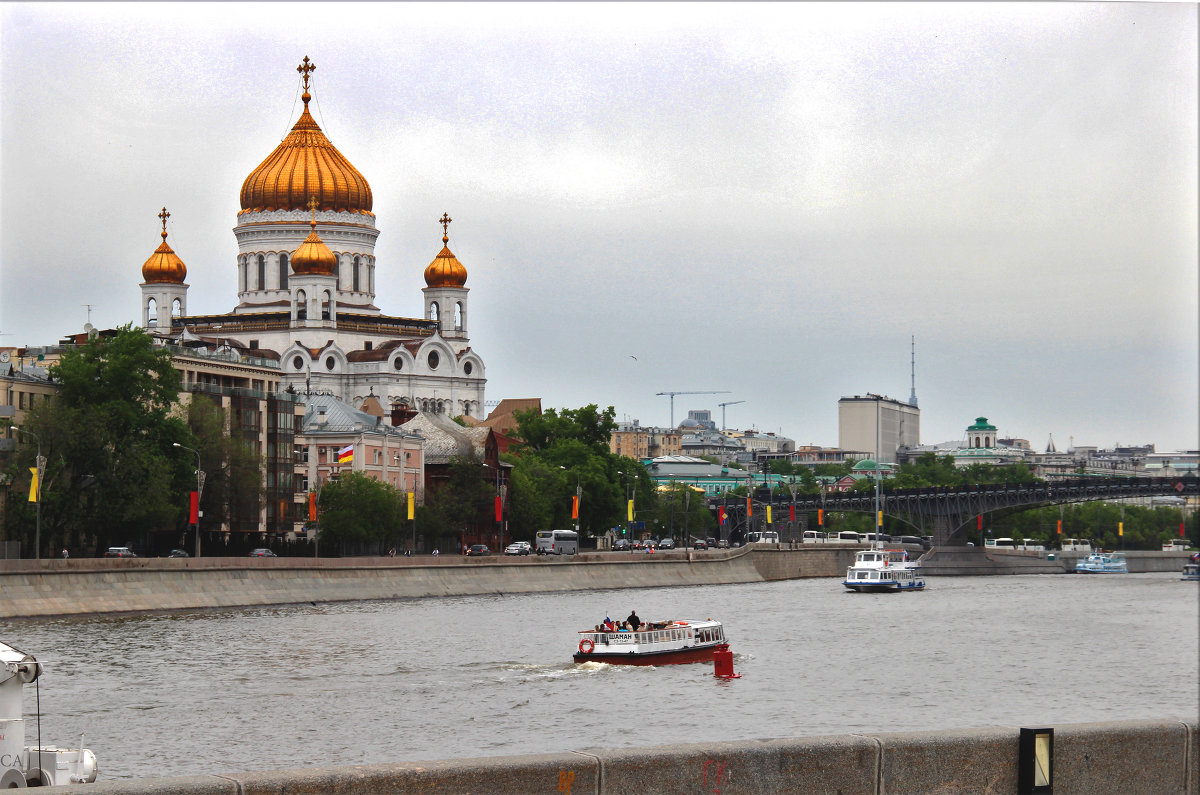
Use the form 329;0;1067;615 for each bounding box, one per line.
421;213;469;340
140;207;188;331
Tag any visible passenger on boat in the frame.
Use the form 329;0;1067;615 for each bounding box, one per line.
627;611;641;631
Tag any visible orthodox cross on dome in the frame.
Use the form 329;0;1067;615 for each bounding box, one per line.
296;56;316;91
307;195;319;227
158;207;170;240
440;212;452;243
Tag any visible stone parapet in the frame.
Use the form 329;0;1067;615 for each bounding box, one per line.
45;719;1197;794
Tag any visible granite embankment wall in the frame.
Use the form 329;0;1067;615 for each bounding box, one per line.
45;719;1198;794
0;547;858;619
923;546;1196;576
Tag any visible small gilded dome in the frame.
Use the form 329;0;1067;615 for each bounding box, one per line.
142;208;187;284
424;213;468;288
239;58;373;216
291;216;339;276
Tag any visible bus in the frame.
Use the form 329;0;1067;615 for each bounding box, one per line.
536;529;579;555
745;531;780;545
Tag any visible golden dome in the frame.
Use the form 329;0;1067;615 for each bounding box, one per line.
141;207;187;284
292;199;339;275
239;57;373;216
424;212;468;288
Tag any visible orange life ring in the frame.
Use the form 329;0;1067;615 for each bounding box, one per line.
579;638;594;654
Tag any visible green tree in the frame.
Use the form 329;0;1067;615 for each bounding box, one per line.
317;471;402;553
184;395;265;539
4;326;189;556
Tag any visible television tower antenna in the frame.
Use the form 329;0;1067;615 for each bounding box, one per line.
908;335;918;407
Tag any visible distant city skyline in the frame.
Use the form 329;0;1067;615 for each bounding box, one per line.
1;3;1195;451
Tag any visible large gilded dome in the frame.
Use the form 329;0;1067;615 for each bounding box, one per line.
141;208;187;284
424;213;468;288
239;59;373;216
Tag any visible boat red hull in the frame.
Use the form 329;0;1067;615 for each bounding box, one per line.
573;645;719;666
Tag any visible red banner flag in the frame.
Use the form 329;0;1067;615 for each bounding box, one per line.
571;496;579;519
1182;522;1187;537
718;507;726;525
976;515;983;530
746;497;752;518
789;504;795;522
495;495;503;523
309;492;317;522
189;491;199;524
818;509;824;526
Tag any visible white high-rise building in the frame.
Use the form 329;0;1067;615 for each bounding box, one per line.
838;394;920;464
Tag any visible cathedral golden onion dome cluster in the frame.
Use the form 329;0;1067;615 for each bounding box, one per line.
424;212;468;288
239;57;373;216
291;197;339;276
141;207;187;284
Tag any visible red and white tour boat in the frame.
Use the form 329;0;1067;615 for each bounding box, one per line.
573;619;728;665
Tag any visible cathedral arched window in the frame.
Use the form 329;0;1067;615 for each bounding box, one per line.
335;257;342;290
146;298;157;327
353;256;360;292
239;257;246;292
322;290;332;320
257;255;265;291
295;290;307;320
172;298;182;317
279;253;289;290
454;301;463;331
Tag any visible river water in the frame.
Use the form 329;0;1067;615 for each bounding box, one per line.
2;572;1196;781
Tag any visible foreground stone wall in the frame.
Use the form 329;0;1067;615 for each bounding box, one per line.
44;719;1198;794
0;547;860;619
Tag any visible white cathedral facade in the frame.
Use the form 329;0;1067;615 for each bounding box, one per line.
138;57;487;419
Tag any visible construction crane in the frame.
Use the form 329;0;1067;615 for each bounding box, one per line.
655;390;730;428
717;400;746;431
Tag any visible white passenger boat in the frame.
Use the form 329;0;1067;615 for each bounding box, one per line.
842;548;926;592
1182;562;1200;582
574;619;728;665
0;641;98;786
1074;552;1128;574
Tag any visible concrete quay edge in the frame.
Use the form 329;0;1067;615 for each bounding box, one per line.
39;718;1198;794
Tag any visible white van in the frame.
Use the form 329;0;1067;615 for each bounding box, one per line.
991;537;1017;550
1017;539;1045;551
1061;538;1093;552
832;531;862;544
536;529;579;555
802;530;827;544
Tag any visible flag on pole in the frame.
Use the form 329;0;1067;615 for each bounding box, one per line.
1056;519;1062;535
1181;522;1186;537
718;507;726;525
495;495;503;523
337;444;354;464
746;497;752;518
189;491;199;524
407;492;415;520
818;509;824;526
627;499;634;522
27;467;38;502
877;510;883;528
766;506;773;524
571;496;579;519
789;505;795;522
976;515;983;531
1118;522;1123;537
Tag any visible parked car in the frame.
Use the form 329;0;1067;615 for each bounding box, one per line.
658;538;676;550
613;539;632;551
716;539;730;549
504;542;530;556
466;544;490;556
103;547;136;558
692;539;708;549
248;548;276;557
167;549;190;558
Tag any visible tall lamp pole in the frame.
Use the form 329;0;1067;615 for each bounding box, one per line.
12;426;43;560
172;443;204;557
560;466;581;535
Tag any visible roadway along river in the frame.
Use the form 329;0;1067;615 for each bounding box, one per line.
2;572;1196;782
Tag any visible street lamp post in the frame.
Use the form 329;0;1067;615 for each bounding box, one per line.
483;461;502;553
12;426;43;560
172;443;204;557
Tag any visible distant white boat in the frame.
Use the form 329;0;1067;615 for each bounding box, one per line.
1075;552;1128;574
843;548;926;592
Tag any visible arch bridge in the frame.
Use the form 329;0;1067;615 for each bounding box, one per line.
714;476;1198;546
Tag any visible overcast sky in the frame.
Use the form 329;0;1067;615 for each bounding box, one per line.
2;3;1196;452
